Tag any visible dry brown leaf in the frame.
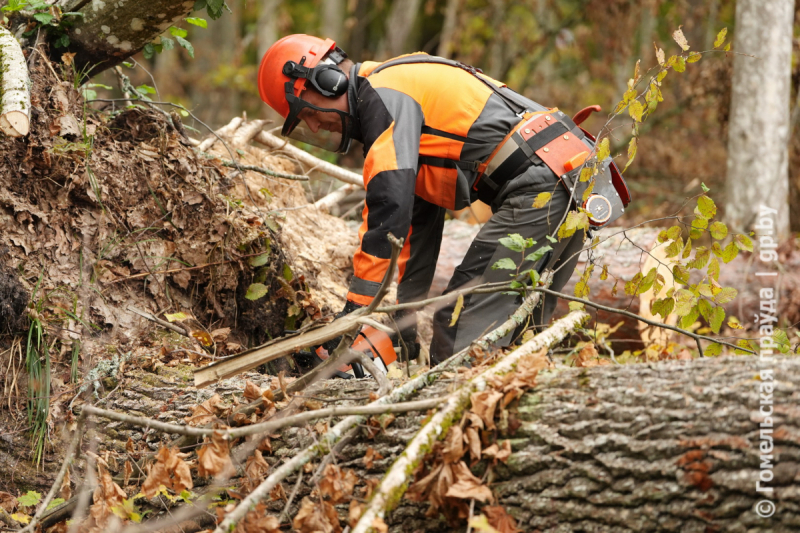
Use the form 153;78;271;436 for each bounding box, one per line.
269;483;287;502
365;417;382;439
243;380;263;402
445;462;493;503
277;370;291;399
442;425;464;464
185;394;222;426
197;431;235;478
363;446;384;469
482;440;512;464
60;467;71;500
243;450;270;493
470;390;503;431
0;491;16;513
211;327;231;341
362;477;380;500
371;516;389;533
89;463;127;527
142;446;193;498
319;464;357;504
348;499;363;527
292;497;341;533
123;460;133;487
314;421;329;435
466;427;482;465
483;505;522;533
233;502;281;533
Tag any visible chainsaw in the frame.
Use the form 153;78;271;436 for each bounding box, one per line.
291;325;398;379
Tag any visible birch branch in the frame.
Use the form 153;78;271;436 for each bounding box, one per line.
254;130;364;186
350;309;590;533
313;183;361;211
0;27;30;137
197;116;243;152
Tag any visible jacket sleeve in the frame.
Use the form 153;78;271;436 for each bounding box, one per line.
346;84;424;306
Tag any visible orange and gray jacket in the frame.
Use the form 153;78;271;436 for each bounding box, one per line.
346;53;569;307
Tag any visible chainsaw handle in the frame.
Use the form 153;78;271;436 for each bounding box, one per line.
572;105;602;127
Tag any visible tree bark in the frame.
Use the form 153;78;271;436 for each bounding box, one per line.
52;0;199;77
320;0;345;43
435;0;459;58
725;0;794;240
380;0;422;59
59;355;800;532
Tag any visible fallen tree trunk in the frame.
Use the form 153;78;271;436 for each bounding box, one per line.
43;353;798;532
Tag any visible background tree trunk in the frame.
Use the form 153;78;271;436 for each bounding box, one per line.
725;0;794;240
380;0;422;59
435;0;460;58
321;0;345;43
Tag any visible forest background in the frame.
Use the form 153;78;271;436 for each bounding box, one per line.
94;0;800;229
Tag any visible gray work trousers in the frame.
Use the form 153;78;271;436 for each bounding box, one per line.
430;165;585;363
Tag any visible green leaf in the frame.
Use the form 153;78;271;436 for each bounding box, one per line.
449;294;464;326
529;269;540;286
160;36;175;51
46;498;65;511
17;491;42;508
734;339;756;355
700;181;710;192
638;267;657;294
705;343;722;357
734;234;753;252
709;306;725;334
697;195;716;218
708;257;720;281
714;287;738;305
680;305;700;329
674;289;697;315
672;264;690;285
169;26;188;38
672;56;686;73
709;221;727;240
136;84;156;95
664;237;683;259
185;17;208;28
665;225;682;241
697;298;713;321
491;257;517;270
248;253;270;267
245;283;268;301
721;242;739;263
774;330;791;354
688;247;710;269
282;264;293;281
545;235;558;243
651;297;674;319
532;192;551;209
33;12;53;24
525;245;552;263
176;35;195;58
714;28;728;49
498;233;527;252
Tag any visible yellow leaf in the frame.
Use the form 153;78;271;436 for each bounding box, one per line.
191;330;214;347
449;294;465;326
672;26;690;51
532;192;552;209
468;514;500;533
628;100;644;122
728;317;744;330
11;513;31;524
724;42;731;52
714;28;728;49
687;52;702;63
164;312;191;322
623;137;637;172
596;138;610;161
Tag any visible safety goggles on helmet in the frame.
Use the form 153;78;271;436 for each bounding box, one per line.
280;54;354;154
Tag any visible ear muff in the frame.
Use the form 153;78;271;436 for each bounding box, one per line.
283;59;348;98
312;65;348;97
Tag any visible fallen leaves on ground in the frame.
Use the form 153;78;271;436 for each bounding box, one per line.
88;462;127;529
141;446;193;498
575;343;611;367
185;394;226;426
233;503;281;533
197;431;235;478
363;446;384;469
243;450;270;493
292;497;341;533
319;464;357;504
483;505;522;533
445;462;493;502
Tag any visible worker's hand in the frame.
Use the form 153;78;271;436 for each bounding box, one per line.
320;300;364;356
393;307;420;363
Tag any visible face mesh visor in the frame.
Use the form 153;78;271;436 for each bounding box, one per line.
282;90;353;153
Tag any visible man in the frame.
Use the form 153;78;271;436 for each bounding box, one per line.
257;35;629;364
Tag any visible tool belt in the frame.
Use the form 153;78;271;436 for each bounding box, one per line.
474;106;631;227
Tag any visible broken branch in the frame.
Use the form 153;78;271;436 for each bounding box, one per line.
0;27;30;137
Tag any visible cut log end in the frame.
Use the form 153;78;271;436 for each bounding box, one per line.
0;110;29;137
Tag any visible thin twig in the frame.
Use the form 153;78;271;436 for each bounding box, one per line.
356;353;392;396
127;306;188;336
219;160;309;181
81;398;443;440
279;472;304;523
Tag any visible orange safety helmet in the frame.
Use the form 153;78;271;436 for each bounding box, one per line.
258;34;354;153
258;34;337;118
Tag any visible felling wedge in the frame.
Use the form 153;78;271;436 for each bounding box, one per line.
0;27;30;137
